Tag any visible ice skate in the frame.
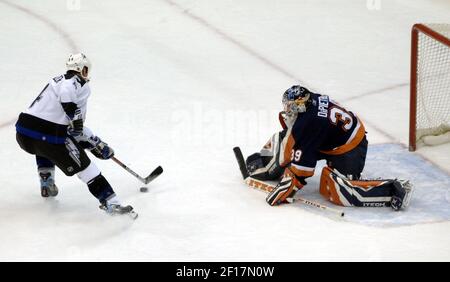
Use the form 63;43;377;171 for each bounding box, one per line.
99;196;138;219
39;169;58;197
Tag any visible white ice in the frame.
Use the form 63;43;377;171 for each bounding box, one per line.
0;0;449;261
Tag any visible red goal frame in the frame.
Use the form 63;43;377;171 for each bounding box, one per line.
409;24;450;151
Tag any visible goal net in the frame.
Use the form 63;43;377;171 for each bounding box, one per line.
410;24;450;151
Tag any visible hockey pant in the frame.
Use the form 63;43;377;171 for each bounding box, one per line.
319;136;368;180
16;132;116;203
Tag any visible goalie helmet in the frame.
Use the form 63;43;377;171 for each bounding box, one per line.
66;53;91;81
282;85;311;116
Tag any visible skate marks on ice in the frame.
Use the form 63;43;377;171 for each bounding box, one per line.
297;144;450;227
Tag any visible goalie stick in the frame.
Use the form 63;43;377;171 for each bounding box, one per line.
112;156;163;185
233;147;344;217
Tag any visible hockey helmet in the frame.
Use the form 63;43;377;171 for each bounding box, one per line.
282;85;311;116
66;53;91;80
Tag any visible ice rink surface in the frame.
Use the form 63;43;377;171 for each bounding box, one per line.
0;0;449;261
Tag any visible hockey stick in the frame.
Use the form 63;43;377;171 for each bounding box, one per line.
245;177;345;217
233;147;345;217
111;156;163;185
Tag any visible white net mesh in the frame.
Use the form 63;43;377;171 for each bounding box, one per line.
415;24;450;143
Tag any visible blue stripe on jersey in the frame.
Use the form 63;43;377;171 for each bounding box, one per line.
16;125;67;144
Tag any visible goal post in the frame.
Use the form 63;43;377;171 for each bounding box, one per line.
409;23;450;151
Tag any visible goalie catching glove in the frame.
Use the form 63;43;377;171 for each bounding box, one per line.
68;126;114;160
266;168;306;206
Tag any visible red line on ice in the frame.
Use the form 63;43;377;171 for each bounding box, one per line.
162;0;408;145
0;0;78;52
163;0;306;85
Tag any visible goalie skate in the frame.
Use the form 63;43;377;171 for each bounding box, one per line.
391;180;413;211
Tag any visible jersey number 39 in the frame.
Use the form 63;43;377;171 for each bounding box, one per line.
291;149;302;162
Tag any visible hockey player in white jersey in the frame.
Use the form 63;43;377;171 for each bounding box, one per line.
15;53;135;217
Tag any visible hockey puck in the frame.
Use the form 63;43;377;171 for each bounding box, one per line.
140;187;148;193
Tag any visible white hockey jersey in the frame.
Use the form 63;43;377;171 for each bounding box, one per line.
26;73;90;125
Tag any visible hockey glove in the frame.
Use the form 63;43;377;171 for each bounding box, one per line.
246;152;265;174
88;136;114;160
67;127;114;160
266;168;304;206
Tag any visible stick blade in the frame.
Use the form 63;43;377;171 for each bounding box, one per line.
144;166;163;184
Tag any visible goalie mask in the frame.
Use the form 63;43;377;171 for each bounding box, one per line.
282;85;311;116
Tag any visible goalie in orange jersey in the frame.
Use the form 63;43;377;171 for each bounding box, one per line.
245;85;413;211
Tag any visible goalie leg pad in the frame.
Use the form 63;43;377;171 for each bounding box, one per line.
319;167;393;207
